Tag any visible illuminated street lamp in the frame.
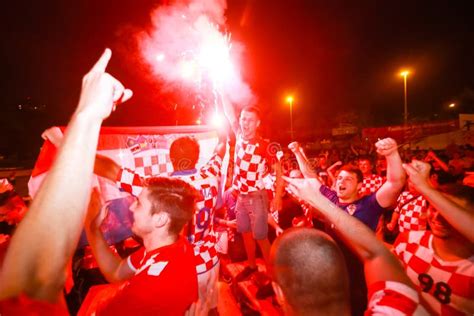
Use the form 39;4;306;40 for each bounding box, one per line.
286;95;294;140
400;70;410;126
449;103;456;108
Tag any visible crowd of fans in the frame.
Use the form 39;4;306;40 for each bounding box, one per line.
0;49;473;315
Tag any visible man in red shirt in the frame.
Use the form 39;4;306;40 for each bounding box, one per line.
85;177;199;315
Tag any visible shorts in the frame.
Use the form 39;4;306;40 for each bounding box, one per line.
235;190;269;240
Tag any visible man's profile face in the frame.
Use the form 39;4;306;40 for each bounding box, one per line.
239;110;260;139
130;188;154;237
335;170;360;200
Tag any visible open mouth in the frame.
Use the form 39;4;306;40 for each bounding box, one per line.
337;186;346;194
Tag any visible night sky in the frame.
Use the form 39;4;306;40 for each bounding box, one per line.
1;0;474;159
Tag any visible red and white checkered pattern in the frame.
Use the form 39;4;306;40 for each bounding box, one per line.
118;154;223;275
193;234;219;274
177;155;222;274
117;168;145;197
232;135;275;194
395;192;429;233
366;281;428;315
359;174;384;196
134;152;173;178
393;231;474;315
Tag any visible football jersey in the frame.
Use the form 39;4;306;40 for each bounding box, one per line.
393;231;474;315
173;154;222;274
97;238;197;316
365;281;429;315
232;134;277;194
320;185;385;231
394;192;429;233
359;174;384;196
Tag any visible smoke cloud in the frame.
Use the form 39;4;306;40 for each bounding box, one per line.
139;0;255;109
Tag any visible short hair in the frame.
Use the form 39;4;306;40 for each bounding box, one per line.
240;106;261;119
169;136;200;171
144;177;198;235
358;155;373;165
270;228;349;314
339;165;364;183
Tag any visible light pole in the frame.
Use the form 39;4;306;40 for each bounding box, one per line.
400;70;410;126
286;95;294;140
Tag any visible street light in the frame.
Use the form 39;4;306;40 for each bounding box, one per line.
286;95;294;140
400;70;410;126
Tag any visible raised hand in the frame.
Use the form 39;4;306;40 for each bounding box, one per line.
41;126;64;148
402;160;432;191
85;188;108;232
375;138;398;157
283;176;321;205
75;49;133;121
288;141;301;153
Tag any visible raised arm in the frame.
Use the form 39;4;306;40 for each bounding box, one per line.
285;177;413;286
404;160;474;242
221;94;239;136
85;189;134;283
42;126;121;182
213;91;229;159
374;138;405;208
288;142;320;183
327;160;342;186
0;49;132;301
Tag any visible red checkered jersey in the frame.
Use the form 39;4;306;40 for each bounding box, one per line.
116;154;223;274
359;174;384;196
394;192;429;233
133;152;173;178
174;154;222;274
365;281;429;315
232;134;278;194
96;237;198;316
393;231;474;315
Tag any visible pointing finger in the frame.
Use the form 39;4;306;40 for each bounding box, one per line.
90;48;112;73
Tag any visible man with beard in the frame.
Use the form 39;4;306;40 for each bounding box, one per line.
85;178;199;315
393;160;474;315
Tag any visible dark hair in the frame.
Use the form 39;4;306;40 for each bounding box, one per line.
169;136;200;171
358;155;373;165
240;106;261;119
270;228;349;314
145;177;198;236
339;165;364;183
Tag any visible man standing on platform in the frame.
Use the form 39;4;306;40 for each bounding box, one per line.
222;103;284;281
